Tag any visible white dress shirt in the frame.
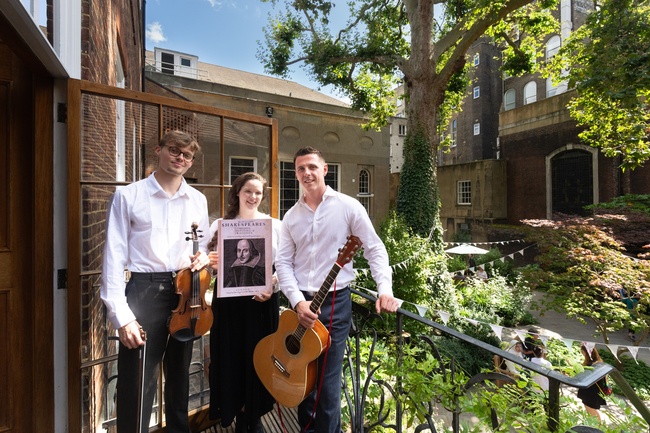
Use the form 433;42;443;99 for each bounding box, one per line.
531;356;552;392
276;186;392;308
101;174;209;328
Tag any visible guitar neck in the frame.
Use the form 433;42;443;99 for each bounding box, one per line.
292;262;343;341
291;235;361;342
309;262;343;314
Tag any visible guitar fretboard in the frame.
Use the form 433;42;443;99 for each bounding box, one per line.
292;262;342;342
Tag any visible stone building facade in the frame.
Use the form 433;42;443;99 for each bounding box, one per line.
145;48;392;226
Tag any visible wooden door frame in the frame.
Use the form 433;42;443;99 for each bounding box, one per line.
0;15;55;433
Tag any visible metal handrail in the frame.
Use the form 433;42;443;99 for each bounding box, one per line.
348;288;650;432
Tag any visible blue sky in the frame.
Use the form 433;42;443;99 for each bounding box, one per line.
145;0;345;100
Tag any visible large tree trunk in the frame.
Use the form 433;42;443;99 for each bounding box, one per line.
396;75;446;247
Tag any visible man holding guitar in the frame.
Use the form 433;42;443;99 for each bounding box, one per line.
275;147;399;432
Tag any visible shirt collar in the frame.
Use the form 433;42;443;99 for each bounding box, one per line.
299;185;335;205
146;172;189;199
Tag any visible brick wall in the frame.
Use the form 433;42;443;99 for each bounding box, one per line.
81;0;143;89
78;1;144;430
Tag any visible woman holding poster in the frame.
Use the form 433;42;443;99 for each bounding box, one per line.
205;172;282;433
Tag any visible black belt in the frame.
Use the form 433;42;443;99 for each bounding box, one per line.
129;271;176;282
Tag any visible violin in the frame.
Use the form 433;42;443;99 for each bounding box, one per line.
168;222;213;342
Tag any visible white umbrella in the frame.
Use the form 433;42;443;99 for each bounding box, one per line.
445;244;489;255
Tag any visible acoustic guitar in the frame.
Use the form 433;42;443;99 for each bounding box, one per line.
253;235;362;408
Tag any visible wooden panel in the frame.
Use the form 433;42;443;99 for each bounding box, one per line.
0;291;9;430
0;40;34;433
0;81;7;250
67;78;83;433
32;75;54;433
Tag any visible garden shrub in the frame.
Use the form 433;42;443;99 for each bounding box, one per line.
600;351;650;400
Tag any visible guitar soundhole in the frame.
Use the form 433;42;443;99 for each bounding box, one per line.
285;335;301;355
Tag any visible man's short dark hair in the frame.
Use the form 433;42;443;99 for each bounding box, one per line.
293;147;324;164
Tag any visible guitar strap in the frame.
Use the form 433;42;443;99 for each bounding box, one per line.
302;282;338;433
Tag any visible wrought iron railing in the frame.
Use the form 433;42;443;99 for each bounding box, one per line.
344;289;650;433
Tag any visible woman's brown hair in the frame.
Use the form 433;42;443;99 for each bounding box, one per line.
581;345;603;366
207;172;267;251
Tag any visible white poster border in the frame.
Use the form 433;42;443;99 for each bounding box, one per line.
217;218;273;298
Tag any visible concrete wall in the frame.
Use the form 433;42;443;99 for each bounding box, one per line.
438;159;508;239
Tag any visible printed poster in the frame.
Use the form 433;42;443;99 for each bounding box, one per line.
217;218;273;298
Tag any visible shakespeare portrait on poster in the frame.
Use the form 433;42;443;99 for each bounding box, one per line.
217;219;272;297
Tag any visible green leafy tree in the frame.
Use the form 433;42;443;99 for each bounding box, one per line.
519;214;650;347
258;0;558;242
546;0;650;170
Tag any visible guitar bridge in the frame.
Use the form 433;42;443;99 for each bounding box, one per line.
272;355;290;378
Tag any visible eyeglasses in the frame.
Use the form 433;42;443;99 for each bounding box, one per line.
165;145;195;162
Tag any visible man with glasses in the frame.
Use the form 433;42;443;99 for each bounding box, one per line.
101;130;210;433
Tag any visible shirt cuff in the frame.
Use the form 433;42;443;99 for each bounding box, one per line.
287;290;307;309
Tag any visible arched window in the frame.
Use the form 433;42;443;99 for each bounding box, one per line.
546;35;561;60
504;89;516;111
546;77;559;97
524;81;537;105
357;168;372;214
451;119;457;147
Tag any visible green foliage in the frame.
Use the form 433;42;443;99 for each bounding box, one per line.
355;211;456;337
341;335;393;429
488;2;559;76
259;0;559;236
543;339;583;376
395;127;440;240
585;194;650;216
462;384;550;432
446;247;516;281
600;351;650;401
463;382;646;432
347;211;647;431
457;275;533;327
434;333;499;377
546;0;650;170
519;216;650;344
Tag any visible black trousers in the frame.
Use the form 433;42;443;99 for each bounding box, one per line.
116;272;193;433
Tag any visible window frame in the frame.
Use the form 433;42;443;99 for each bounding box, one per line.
356;168;373;215
457;180;472;205
546;77;559;97
504;89;516;111
451;119;457;147
545;35;561;60
229;157;257;184
524;81;537;105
